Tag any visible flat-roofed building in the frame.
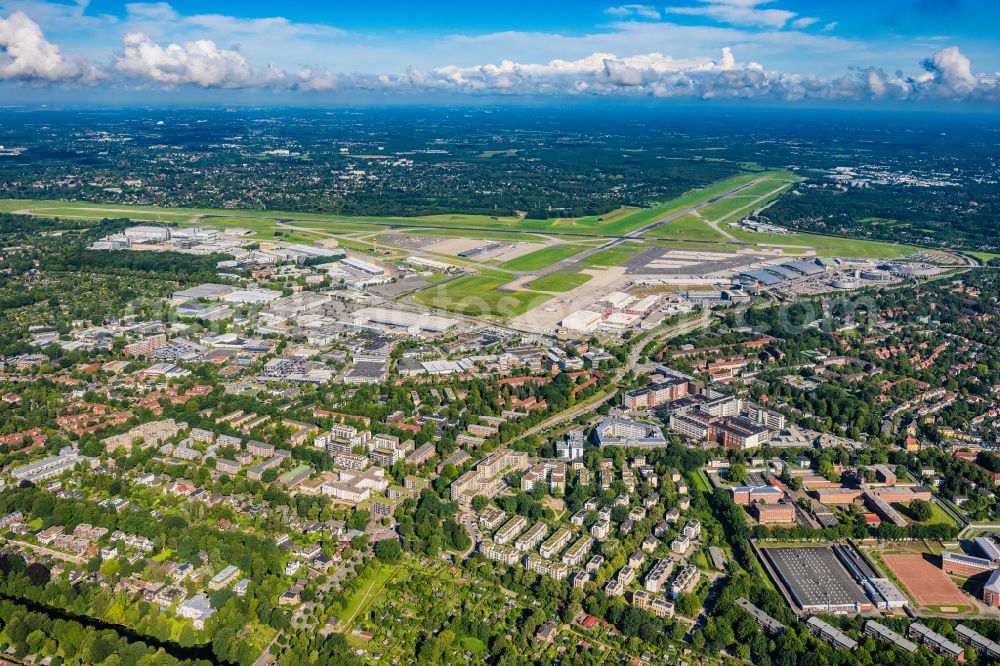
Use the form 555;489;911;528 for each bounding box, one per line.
479;539;520;566
622;377;689;411
594;418;667;448
644;559;675;593
941;551;998;577
561;535;593;566
754;501;796;524
632;590;674;618
908;623;965;662
494;515;528;545
707;416;770;450
515;522;550;552
669;411;712;441
956;624;1000;661
591;518;610;540
208;565;240;590
984;569;1000;607
735;598;785;635
864;621;917;653
975;536;1000;562
807;617;858;651
540;527;573;559
479;507;507;532
669;565;699;599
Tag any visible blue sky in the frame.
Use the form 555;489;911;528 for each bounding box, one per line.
0;0;997;103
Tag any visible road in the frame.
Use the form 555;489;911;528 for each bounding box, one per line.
517;311;713;442
252;632;281;666
8;540;86;564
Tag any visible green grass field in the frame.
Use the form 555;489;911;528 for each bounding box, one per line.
528;273;592;291
644;214;728;241
724;226;915;258
892;501;958;527
2;165;921;262
500;245;584;271
576;245;644;267
0;168;790;238
412;275;551;318
338;563;400;630
699;183;793;222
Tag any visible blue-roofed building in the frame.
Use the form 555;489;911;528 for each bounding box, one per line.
740;270;782;286
763;265;798;279
975;536;1000;562
784;260;826;276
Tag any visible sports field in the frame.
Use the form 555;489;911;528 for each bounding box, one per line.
881;554;968;609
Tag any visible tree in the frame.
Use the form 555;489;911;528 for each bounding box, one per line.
348;510;370;531
909;499;933;522
374;539;402;564
728;463;746;484
675;592;700;617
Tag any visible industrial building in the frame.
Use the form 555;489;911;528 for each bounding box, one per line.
351;307;459;334
560;310;605;332
341;256;387;275
762;546;872;613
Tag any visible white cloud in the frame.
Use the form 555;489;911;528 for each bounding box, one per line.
113;32;282;88
0;10;102;82
604;4;661;20
790;17;819;29
374;45;999;104
921;45;977;95
294;67;337;92
0;6;997;104
665;0;796;29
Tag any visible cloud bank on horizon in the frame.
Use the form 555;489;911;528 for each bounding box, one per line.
0;1;998;103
